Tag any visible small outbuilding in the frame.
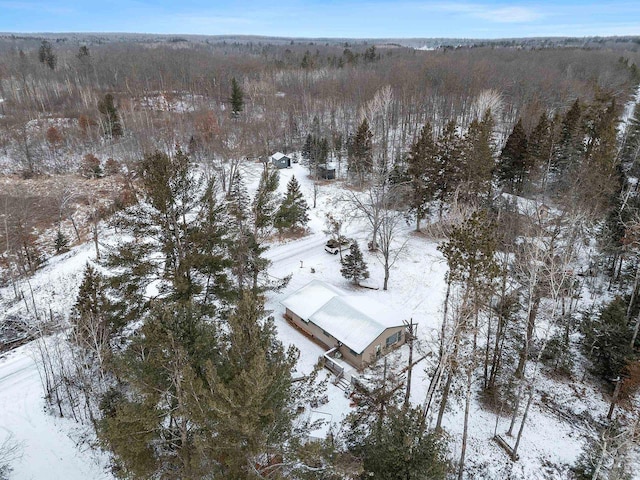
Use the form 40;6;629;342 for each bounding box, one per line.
270;152;291;169
317;163;336;180
282;280;407;369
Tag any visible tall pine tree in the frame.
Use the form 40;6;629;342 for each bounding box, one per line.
435;120;464;212
104;148;232;322
552;99;583;181
461;111;496;203
200;292;298;478
496;118;529;193
274;175;309;232
348;118;373;183
252;164;280;236
98;94;123;138
229;77;244;117
407;123;438;231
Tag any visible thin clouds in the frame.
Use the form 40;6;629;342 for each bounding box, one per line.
0;0;639;38
170;14;255;28
476;6;542;23
0;0;74;14
429;2;543;23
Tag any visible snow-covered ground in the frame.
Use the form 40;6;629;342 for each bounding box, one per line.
0;159;637;478
0;344;112;479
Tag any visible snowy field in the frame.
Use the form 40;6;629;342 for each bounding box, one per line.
0;160;638;478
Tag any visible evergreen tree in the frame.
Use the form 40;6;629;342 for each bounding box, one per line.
226;171;252;291
580;297;638;383
301;50;313;69
496;118;529;193
435;120;463;210
552;99;583;179
348;118;373;182
227;171;275;294
341;242;369;285
226;170;250;227
104;149;232;323
407;123;438;231
97;94;123;138
252;165;280;235
229;77;244;117
98;302;222;479
345;361;448;480
461;111;496;202
578;92;621;215
440;210;500;298
302;133;313;162
573;420;634;480
274;176;309;231
348;406;447;480
77;45;90;59
621;102;640;169
527;112;556;188
363;45;378;63
301;133;329;176
71;264;119;354
54;230;69;254
200;292;298;478
437;210;499;476
38;40;56;69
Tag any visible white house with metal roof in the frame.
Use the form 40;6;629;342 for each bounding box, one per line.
281;280;406;369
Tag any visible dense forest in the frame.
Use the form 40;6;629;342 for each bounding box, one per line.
1;33;640;479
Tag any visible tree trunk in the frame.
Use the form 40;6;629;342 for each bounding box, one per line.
484;310;492;389
488;311;506;391
435;368;453;432
383;262;390;291
507;381;524;436
403;321;414;411
607;378;622;420
93;222;100;260
627;262;640;322
458;366;473;480
515;294;540;378
630;312;640;349
69;214;81;242
313;182;318;209
591;436;608;480
512;385;534;460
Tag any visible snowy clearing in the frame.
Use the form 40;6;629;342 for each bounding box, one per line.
0;160;637;478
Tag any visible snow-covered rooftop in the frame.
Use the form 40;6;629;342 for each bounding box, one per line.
281;280;405;354
270;151;288;160
310;296;404;354
281;279;345;321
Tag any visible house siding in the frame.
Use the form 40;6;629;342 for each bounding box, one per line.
285;308;335;350
359;326;406;366
285;307;405;370
271;156;291;169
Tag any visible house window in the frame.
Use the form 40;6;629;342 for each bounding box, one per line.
386;331;401;347
349;348;358;357
321;329;331;338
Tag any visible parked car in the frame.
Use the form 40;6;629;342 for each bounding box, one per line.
324;238;351;255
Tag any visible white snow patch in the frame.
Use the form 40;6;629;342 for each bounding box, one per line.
0;344;113;479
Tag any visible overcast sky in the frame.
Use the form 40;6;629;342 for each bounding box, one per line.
1;0;639;38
